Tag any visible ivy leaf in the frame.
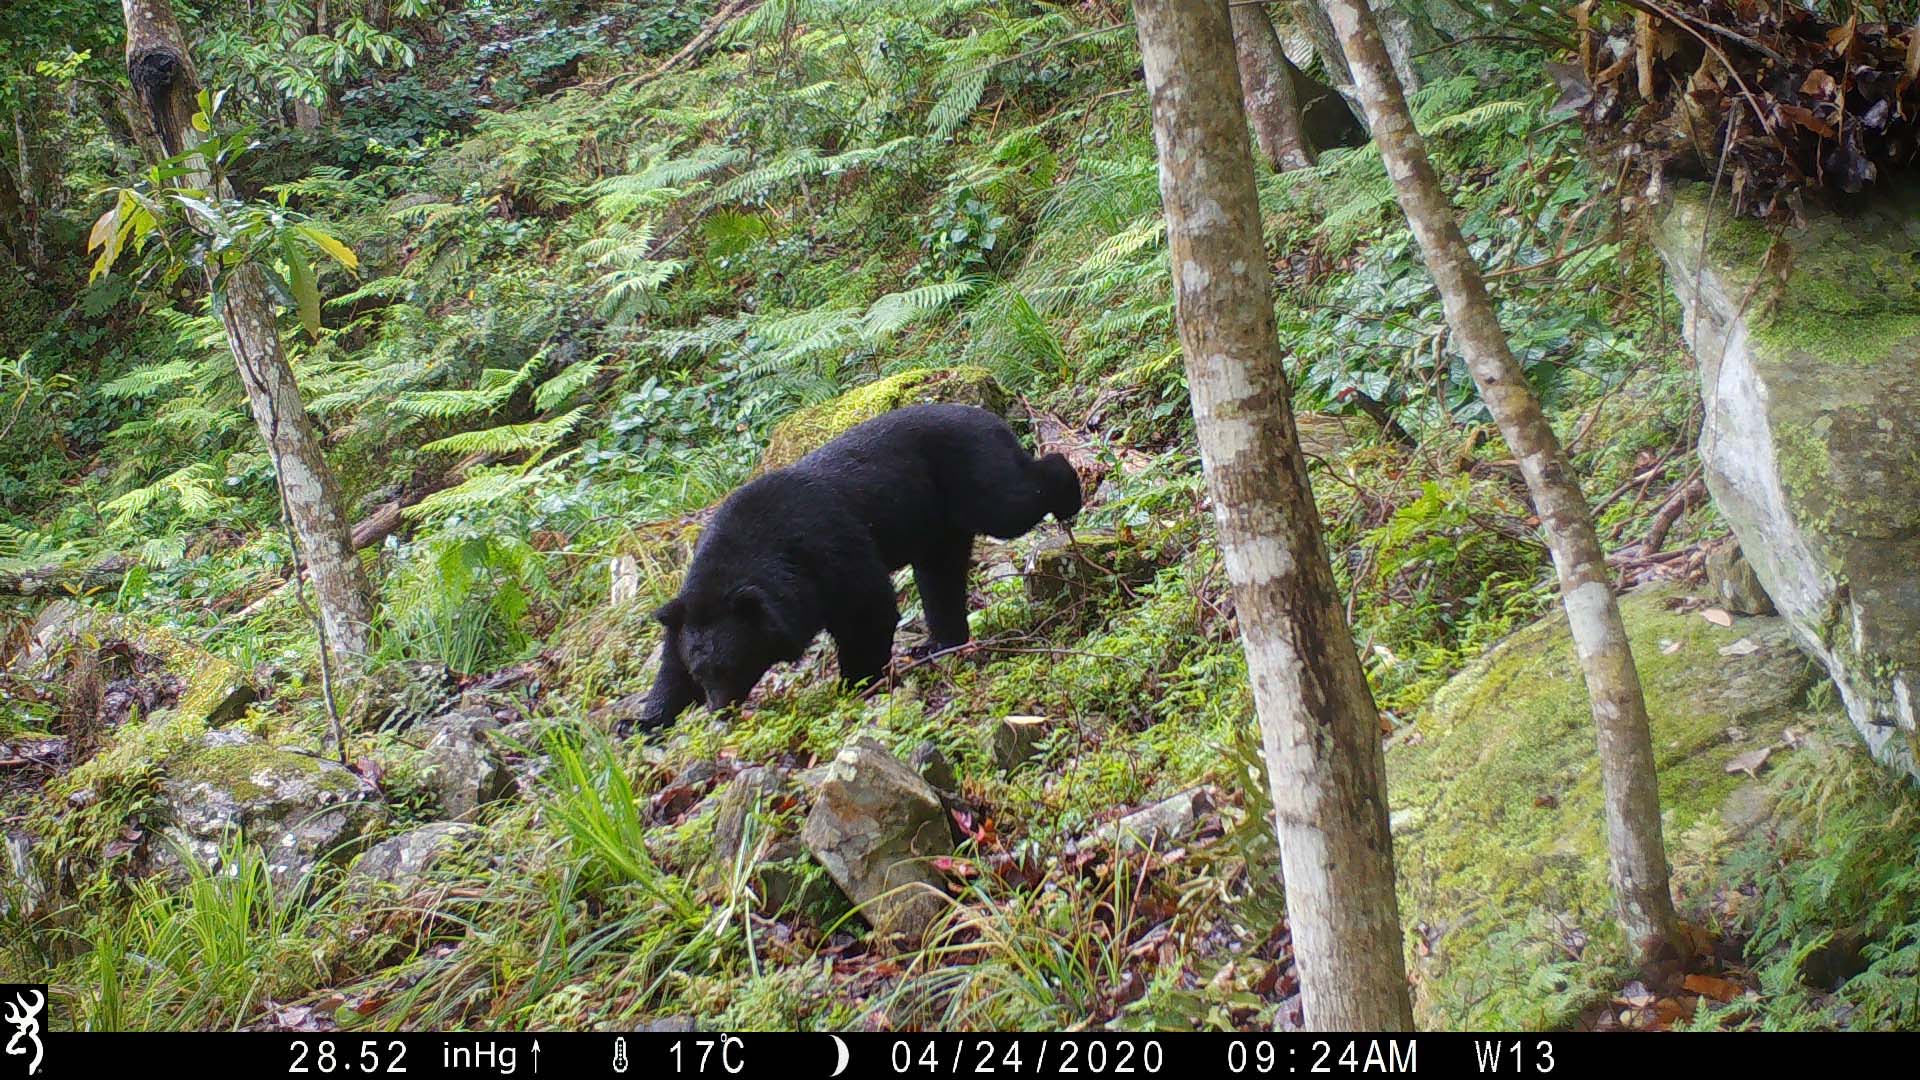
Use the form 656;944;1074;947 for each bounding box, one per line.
282;236;323;341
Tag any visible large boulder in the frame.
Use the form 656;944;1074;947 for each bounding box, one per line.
757;365;1010;473
1388;583;1826;1028
151;732;387;889
1656;184;1920;779
800;736;952;946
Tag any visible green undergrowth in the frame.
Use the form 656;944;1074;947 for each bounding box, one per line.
7;0;1905;1035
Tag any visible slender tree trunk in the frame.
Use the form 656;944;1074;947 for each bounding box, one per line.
10;106;44;270
1133;0;1413;1031
121;0;374;671
1322;0;1679;959
1230;5;1317;171
293;0;329;131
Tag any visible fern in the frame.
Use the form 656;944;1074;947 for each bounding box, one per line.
0;522;85;574
420;406;589;458
405;455;576;522
861;279;978;338
534;357;605;412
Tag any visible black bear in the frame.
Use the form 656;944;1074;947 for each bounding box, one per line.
630;403;1082;730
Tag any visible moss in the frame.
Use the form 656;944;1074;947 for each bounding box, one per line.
757;365;1011;472
1668;182;1920;367
1387;583;1826;1029
165;743;359;804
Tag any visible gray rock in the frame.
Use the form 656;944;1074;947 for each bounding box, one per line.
712;767;787;869
412;707;513;820
1090;788;1217;853
354;661;457;733
349;822;480;892
908;741;958;794
800;740;952;946
986;715;1050;771
1705;541;1776;617
152;733;387;888
708;766;816;908
1658;185;1920;778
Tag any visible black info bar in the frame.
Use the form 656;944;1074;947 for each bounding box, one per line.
14;1031;1900;1078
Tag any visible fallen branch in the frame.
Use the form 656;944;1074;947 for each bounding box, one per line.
1642;470;1707;555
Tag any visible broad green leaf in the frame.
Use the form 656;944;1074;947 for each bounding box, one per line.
295;225;358;272
283;236;323;341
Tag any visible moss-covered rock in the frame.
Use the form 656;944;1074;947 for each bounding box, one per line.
1023;530;1175;618
1387;583;1824;1029
757;365;1011;473
20;600;254;729
151;731;387;889
1656;183;1920;779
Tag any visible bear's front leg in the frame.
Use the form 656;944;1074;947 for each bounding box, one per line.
627;631;702;734
826;574;899;689
911;535;976;652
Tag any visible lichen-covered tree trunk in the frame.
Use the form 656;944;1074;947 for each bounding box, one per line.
122;0;373;669
1323;0;1679;959
1133;0;1413;1031
1230;5;1316;172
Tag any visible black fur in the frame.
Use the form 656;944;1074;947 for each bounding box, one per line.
631;404;1081;731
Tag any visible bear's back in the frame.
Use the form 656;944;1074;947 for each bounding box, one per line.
792;403;1007;474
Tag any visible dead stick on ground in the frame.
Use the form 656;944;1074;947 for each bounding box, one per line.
1642;469;1706;555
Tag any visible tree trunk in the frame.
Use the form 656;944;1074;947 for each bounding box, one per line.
1133;0;1413;1032
1322;0;1679;959
10;106;44;270
1230;5;1317;171
121;0;374;671
293;0;329;131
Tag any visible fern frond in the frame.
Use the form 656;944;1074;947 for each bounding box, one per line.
420;407;589;458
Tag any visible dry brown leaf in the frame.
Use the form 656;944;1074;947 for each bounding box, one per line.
1702;607;1734;627
1682;973;1744;1003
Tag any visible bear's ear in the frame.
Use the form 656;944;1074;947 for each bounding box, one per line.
654;597;686;629
729;587;765;619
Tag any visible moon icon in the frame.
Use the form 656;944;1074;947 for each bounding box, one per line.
829;1034;850;1077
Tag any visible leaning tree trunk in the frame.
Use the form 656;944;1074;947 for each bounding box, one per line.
122;0;374;671
1134;0;1413;1032
1323;0;1679;959
1230;5;1317;172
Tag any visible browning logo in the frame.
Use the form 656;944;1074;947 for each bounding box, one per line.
0;986;43;1077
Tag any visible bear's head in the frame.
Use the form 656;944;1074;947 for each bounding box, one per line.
656;587;791;713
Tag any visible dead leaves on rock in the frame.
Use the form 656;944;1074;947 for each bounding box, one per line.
1567;1;1920;219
